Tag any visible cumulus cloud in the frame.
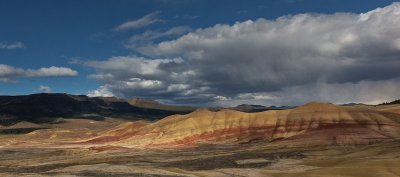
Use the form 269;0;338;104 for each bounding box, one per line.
87;85;115;97
38;85;52;93
85;56;188;99
88;3;400;106
0;41;25;49
114;11;162;31
0;64;78;83
85;56;183;79
26;66;79;77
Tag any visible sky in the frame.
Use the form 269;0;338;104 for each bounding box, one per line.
1;0;400;106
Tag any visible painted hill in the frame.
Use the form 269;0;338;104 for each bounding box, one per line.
83;102;400;148
0;93;189;124
375;105;400;114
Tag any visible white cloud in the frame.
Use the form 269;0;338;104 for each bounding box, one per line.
84;56;182;78
237;93;278;100
87;79;164;98
0;41;25;49
87;85;114;97
126;78;163;89
87;3;400;106
114;11;162;31
38;85;52;93
167;84;190;92
26;66;78;77
0;64;78;83
214;95;230;101
125;26;192;49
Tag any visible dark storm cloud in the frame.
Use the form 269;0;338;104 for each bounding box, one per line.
87;3;400;106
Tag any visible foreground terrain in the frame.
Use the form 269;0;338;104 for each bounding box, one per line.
0;141;399;177
1;97;400;176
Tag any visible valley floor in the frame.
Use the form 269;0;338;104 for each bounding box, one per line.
0;140;400;177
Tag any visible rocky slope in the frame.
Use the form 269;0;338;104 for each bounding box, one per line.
83;102;400;148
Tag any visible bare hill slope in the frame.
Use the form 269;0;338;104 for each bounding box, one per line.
84;102;400;148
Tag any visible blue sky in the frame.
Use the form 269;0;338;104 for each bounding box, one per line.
1;0;399;106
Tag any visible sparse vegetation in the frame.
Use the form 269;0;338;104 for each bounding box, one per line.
380;99;400;105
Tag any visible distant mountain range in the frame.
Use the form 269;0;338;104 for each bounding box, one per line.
229;104;293;112
128;98;197;112
6;93;396;128
0;93;190;125
0;93;299;126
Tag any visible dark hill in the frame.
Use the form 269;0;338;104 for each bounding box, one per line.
128;98;197;112
0;93;190;125
230;104;293;113
380;99;400;105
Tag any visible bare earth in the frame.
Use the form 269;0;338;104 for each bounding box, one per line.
0;103;400;176
0;140;399;177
